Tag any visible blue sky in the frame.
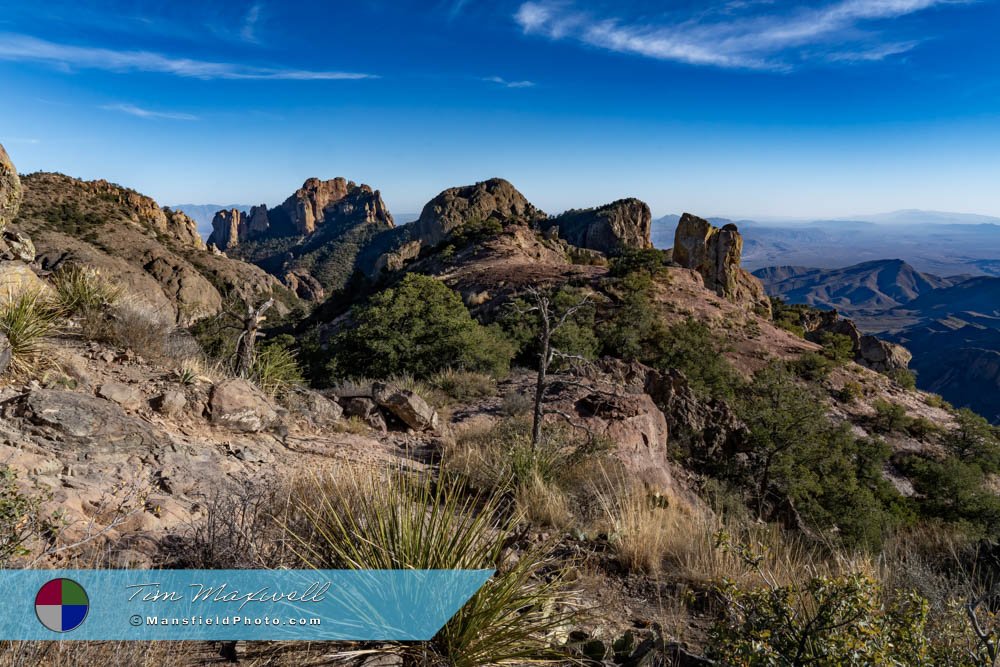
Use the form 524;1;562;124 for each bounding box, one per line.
2;0;999;218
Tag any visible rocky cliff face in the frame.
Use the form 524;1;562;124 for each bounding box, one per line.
673;213;771;315
0;143;22;234
546;198;652;253
208;208;245;251
280;177;352;235
412;178;545;247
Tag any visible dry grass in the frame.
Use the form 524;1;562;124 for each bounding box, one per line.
0;289;61;379
429;368;497;402
516;473;573;528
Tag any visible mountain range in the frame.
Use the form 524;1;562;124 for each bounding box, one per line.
756;258;1000;422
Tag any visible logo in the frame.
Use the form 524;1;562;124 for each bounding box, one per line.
35;578;89;633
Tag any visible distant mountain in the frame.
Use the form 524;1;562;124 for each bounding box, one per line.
170;203;253;239
753;259;957;314
855;209;1000;226
755;255;1000;423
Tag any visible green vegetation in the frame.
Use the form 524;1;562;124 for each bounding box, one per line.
607;247;669;278
288;470;572;667
498;285;599;366
0;290;61;378
248;335;304;397
770;297;810;337
889;367;918;389
0;466;52;566
50;265;124;316
329;274;515;380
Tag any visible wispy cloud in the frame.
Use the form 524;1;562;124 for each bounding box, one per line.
240;2;263;43
485;75;536;88
514;0;965;70
102;103;199;121
0;33;376;80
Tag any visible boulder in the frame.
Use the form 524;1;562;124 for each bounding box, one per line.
672;213;771;315
341;397;387;431
0;332;10;375
412;178;545;246
209;379;279;433
858;335;912;373
283;388;343;427
284;270;325;301
546;198;652;253
0;230;35;262
151;390;186;417
0;143;21;233
13;388;155;449
0;261;51;302
373;240;422;275
97;382;144;410
372;382;440;432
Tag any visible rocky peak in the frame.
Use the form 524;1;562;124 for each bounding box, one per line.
412;178;545;246
208;208;246;252
0;143;21;233
276;177;394;235
673;213;771;315
546;197;652;253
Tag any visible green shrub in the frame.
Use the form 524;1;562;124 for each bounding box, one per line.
838;380;864;402
770;297;807;338
249;336;304;397
607;247;668;277
656;318;741;400
288;470;572;666
498;286;599;366
945;408;1000;474
889;367;918;389
818;331;855;363
0;290;61;378
709;574;936;666
790;351;837;380
329;274;515;380
901;455;1000;540
50;264;124;316
870;399;911;434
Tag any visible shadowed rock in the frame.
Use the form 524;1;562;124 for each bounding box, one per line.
546;198;652;253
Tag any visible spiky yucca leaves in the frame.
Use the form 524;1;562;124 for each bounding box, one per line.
49;264;124;316
248;342;304;397
288;469;574;666
0;289;61;378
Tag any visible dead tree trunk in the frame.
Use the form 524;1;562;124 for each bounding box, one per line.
233;298;274;377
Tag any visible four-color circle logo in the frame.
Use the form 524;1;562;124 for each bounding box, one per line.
35;578;89;632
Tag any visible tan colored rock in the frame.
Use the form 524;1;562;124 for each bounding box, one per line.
208;208;245;251
0;230;35;262
247;204;270;235
858;336;912;373
372;382;439;431
672;213;771;315
0;332;10;375
413;178;545;246
209;378;279;433
547;198;652;253
0;261;50;301
97;382;144;411
151;390;186;417
164;209;205;250
0;143;21;233
373;240;422;274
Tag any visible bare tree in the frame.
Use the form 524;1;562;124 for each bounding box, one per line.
231;297;274;377
513;287;593;448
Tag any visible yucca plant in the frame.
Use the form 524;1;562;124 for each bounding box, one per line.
248;341;304;397
0;290;61;378
287;469;575;666
50;264;124;316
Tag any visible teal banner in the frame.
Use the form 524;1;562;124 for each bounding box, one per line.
0;569;493;640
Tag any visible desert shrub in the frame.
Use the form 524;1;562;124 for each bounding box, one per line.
656;318;740;400
500;389;533;416
870;399;911;433
287;469;572;667
248;336;304;397
449;216;504;248
49;264;124;316
0;290;61;378
889;367;918;389
595;479;675;574
817;331;855;363
498;285;599;366
770;297;808;338
607;247;669;277
735;365;908;547
925;393;952;410
0;466;54;566
87;300;175;360
430;368;497;402
838;380;864;402
901;455;1000;540
329;274;515;379
790;351;837;380
598;271;668;362
907;416;943;439
945;408;1000;474
708;574;937;666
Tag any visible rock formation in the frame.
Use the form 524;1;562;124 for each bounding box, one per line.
208;208;245;251
672;213;771;315
546;198;652;253
412;178;545;247
0;143;21;233
87;180;204;251
800;309;913;373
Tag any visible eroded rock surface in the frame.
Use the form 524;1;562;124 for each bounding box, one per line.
412;178;545;247
547;198;652;253
0;143;21;232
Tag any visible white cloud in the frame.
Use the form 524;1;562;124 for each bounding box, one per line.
102;103;199;121
0;33;376;80
513;0;964;70
241;3;263;43
485;75;536;88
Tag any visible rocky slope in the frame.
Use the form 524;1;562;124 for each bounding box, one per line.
9;172;296;324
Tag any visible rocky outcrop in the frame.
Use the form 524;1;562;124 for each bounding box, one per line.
672;213;771;315
801;310;912;373
0;261;50;301
1;229;35;262
0;332;10;375
373;240;422;275
0;143;21;233
412;178;545;247
372;382;439;432
281;177;352;235
208;208;245;251
163;209;205;250
247;205;270;235
209;379;280;433
546;198;652;253
284;270;325;301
